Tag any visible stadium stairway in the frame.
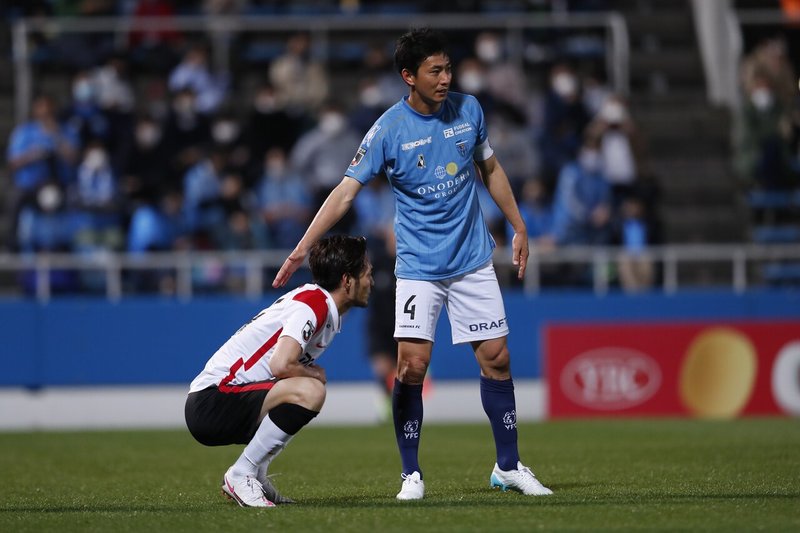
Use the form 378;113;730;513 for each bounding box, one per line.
619;0;748;247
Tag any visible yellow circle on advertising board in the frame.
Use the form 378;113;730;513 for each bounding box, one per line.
679;328;757;419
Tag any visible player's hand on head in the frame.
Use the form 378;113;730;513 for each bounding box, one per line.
272;248;306;288
512;230;529;280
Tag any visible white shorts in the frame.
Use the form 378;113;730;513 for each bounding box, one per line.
394;261;509;344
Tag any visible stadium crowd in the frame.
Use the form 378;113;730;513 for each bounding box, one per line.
4;1;799;294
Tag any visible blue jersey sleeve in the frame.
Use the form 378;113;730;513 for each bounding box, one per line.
345;122;385;185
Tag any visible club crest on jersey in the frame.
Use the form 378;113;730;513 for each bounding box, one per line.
417;154;425;169
302;320;314;341
350;147;366;167
456;139;468;157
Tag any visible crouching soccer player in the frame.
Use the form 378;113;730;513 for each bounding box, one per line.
185;235;373;507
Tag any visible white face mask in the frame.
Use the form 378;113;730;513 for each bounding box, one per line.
72;80;94;103
359;85;383;107
136;124;161;148
459;70;485;94
579;149;602;173
212;121;239;144
552;72;578;98
476;38;502;63
319;113;345;134
37;184;63;212
84;148;108;170
750;88;774;111
599;100;627;124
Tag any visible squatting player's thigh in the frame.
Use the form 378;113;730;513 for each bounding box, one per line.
445;261;509;344
185;386;270;446
394;277;447;342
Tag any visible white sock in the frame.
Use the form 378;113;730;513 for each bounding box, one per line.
232;416;292;477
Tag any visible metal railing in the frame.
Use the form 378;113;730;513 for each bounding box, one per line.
1;243;799;302
11;11;630;124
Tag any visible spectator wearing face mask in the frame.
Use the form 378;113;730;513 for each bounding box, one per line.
269;32;329;116
71;140;124;289
182;145;229;241
550;133;612;246
289;102;361;233
242;83;301;181
733;71;794;190
539;63;591;192
162;88;211;179
123;114;170;203
6;94;80;251
473;31;527;114
586;95;641;207
256;147;311;250
168;43;229;115
61;70;110;150
455;57;496;117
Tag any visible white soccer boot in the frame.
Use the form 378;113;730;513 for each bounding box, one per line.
260;474;295;504
222;467;276;508
396;471;425;501
490;461;553;496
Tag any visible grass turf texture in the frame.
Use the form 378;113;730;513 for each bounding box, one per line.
1;419;798;532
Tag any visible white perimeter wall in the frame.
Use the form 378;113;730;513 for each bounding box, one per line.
0;379;546;431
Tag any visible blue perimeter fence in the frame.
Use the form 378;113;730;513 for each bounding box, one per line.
2;290;799;388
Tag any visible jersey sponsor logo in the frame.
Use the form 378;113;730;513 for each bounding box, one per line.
416;168;470;199
443;122;473;139
456;139;469;157
417;154;425;169
468;316;507;332
434;165;446;179
363;124;381;147
350;147;366;167
453;122;474;135
302;320;314;341
401;136;432;151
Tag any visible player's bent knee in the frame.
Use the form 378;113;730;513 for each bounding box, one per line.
270;376;326;411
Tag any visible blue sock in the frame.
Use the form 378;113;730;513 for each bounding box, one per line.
480;376;520;471
392;378;423;477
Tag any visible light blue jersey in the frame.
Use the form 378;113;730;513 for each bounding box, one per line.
346;92;496;281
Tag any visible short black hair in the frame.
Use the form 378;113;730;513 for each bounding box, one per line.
309;235;368;291
394;28;449;76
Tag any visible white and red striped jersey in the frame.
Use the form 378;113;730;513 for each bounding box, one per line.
189;284;341;393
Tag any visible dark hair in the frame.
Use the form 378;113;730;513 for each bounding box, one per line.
394;28;449;75
309;235;368;291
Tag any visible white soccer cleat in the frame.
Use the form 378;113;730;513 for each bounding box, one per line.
396;471;425;501
222;467;276;508
490;461;553;496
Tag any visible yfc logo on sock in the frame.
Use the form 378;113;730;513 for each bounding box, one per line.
502;410;517;430
403;420;419;439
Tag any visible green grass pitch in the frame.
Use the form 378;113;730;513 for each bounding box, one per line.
1;419;799;532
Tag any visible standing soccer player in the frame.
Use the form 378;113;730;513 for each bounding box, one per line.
272;28;552;499
186;235;373;507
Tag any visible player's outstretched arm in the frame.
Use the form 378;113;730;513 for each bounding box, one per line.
272;177;363;288
475;156;529;280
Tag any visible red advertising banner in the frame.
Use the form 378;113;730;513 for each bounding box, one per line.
545;321;800;418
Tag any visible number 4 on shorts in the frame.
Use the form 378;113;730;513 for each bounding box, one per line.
404;295;416;320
